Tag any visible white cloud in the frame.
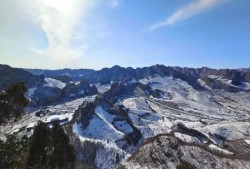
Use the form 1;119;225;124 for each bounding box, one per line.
0;0;101;67
149;0;226;30
28;0;95;64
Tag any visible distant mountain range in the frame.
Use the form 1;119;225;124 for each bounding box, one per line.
0;64;45;91
1;63;250;168
25;68;94;81
1;63;250;106
0;64;248;93
26;65;250;87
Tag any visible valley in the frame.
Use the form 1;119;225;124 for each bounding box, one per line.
1;64;250;168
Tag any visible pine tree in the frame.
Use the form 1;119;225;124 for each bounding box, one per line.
6;82;29;119
0;82;28;124
50;121;76;169
26;121;52;169
26;121;76;169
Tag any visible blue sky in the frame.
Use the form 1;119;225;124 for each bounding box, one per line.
0;0;249;70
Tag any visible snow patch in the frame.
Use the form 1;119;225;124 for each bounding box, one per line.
27;87;37;97
44;78;66;89
127;79;137;84
42;113;73;123
174;132;201;144
95;106;115;123
197;79;212;90
96;84;111;94
245;140;250;145
239;82;250;91
73;116;124;142
122;97;150;111
208;144;234;155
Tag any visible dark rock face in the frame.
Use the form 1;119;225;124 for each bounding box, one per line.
172;123;210;143
62;79;98;99
76;102;96;129
82;65;203;90
31;81;98;106
25;68;95;81
200;75;240;92
128;135;182;169
52;75;72;84
199;67;249;83
103;82;138;102
200;76;213;86
32;86;63;106
17;73;97;106
62;83;78;97
0;64;45;91
84;65;136;84
151;89;165;98
127;135;250;169
231;77;242;86
102;81;152;103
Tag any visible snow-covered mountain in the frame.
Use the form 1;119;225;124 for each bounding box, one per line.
25;68;94;81
64;76;250;168
1;64;250;169
26;64;250;92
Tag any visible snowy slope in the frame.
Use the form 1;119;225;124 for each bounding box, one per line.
64;77;250;168
44;78;66;89
5;74;250;169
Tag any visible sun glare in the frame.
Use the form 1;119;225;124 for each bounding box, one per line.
39;0;74;14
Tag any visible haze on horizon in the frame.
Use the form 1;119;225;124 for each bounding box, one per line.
0;0;250;70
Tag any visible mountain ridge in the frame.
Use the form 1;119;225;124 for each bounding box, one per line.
24;64;250;92
1;63;250;168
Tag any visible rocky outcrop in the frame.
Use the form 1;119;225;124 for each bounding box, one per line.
103;82;138;102
126;135;250;169
32;86;63;106
29;78;98;106
102;81;153;104
76;102;96;129
52;75;72;84
62;79;98;99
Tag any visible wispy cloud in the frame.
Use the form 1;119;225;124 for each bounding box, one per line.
0;0;118;67
28;0;96;64
149;0;226;31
